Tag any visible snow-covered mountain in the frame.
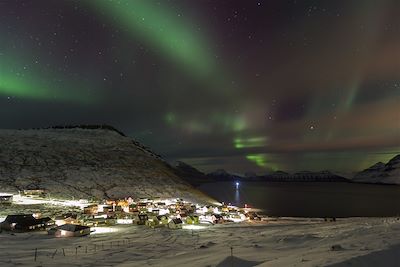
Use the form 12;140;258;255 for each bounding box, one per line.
207;169;243;181
176;162;349;183
173;161;213;186
353;154;400;185
0;127;213;203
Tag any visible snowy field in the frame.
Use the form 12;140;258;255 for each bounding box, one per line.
0;217;399;267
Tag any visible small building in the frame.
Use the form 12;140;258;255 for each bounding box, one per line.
178;207;188;217
83;215;115;227
98;205;113;213
137;202;148;212
224;213;245;222
185;215;199;225
145;215;168;228
84;204;98;215
157;215;169;226
41;217;55;228
151;209;160;215
137;214;148;225
212;214;224;224
245;212;261;221
129;204;139;213
168;218;183;229
54;213;79;226
22;189;46;197
0;194;13;204
48;224;91;237
145;217;158;228
0;214;50;232
156;202;166;208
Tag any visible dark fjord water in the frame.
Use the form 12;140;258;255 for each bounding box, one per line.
199;182;400;217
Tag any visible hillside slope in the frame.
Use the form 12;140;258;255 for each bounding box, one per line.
0;127;214;203
353;154;400;185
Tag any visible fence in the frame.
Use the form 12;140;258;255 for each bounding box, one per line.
31;230;201;262
32;238;135;262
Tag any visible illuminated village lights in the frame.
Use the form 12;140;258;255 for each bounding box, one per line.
1;192;263;238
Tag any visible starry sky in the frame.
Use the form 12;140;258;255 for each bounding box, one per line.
1;0;399;174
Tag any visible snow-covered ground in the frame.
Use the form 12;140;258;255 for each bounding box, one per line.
0;217;399;267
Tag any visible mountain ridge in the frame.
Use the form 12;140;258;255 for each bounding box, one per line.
176;155;400;186
175;164;350;185
353;154;400;185
0;127;214;203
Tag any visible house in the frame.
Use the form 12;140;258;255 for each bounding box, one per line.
137;202;148;212
157;215;169;226
224;213;245;222
178;207;189;217
0;194;13;204
48;224;91;237
82;215;115;227
145;215;168;228
97;205;113;213
185;215;199;225
151;209;160;215
187;204;196;213
168;218;183;229
41;217;55;228
245;212;261;221
137;214;148;225
156;202;166;208
0;214;51;232
54;213;79;226
212;214;224;224
113;205;123;212
115;199;130;212
145;216;159;228
22;189;46;197
129;204;139;213
83;204;98;215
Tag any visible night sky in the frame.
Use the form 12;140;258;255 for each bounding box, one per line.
1;0;399;174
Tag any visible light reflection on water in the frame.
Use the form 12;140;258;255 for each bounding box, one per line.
234;187;240;206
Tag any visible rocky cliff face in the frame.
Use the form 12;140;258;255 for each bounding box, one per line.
353;155;400;185
0;127;214;203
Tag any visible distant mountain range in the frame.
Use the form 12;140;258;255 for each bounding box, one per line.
175;154;400;186
174;163;349;185
353;154;400;185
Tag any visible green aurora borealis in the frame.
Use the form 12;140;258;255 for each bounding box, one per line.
0;52;94;104
0;0;399;174
85;1;216;79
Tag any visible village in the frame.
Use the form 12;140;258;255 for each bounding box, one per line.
1;191;400;267
0;190;263;237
